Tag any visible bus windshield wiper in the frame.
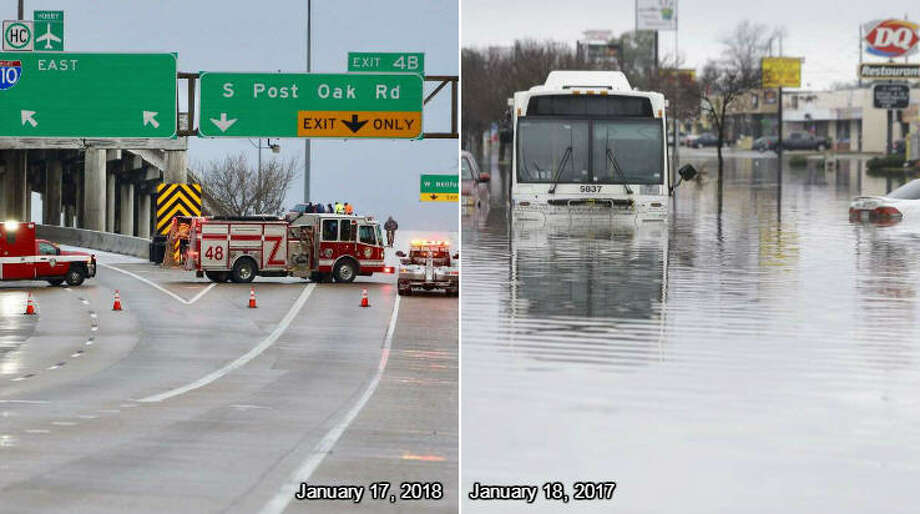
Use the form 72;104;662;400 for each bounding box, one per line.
547;146;573;194
606;148;633;194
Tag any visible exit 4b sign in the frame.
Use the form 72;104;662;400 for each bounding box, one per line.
348;52;424;74
420;174;458;202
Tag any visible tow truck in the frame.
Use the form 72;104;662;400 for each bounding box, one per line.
0;221;96;286
396;240;459;296
182;213;392;283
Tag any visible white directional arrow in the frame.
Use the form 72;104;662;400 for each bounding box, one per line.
143;111;160;129
209;113;237;133
20;110;37;128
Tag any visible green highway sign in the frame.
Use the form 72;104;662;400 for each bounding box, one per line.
198;72;423;138
420;174;459;202
347;52;424;74
33;10;63;51
0;52;177;137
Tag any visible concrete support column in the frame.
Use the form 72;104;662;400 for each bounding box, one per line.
137;193;151;239
106;171;115;232
5;151;28;221
165;151;187;184
83;149;106;230
64;204;74;227
46;160;63;226
119;182;134;236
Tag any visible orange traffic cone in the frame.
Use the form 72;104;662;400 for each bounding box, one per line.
248;287;257;308
24;292;35;315
360;288;370;308
112;290;123;311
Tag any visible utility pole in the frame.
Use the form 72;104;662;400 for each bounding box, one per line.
303;0;312;203
258;137;262;212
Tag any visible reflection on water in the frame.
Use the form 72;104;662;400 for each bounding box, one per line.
462;153;920;512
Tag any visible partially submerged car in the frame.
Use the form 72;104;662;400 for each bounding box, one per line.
849;178;920;226
396;240;459;296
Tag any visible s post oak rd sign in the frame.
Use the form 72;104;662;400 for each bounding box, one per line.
198;72;423;138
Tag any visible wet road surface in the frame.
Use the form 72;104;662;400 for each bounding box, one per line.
0;231;457;513
462;151;920;512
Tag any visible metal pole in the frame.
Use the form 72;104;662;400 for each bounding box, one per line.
858;24;863;88
777;86;783;195
653;30;659;72
258;138;262;212
887;109;893;155
17;0;23;19
303;0;311;203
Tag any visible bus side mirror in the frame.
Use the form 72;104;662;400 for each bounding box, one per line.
678;164;697;181
453;253;459;260
478;172;491;183
395;251;406;257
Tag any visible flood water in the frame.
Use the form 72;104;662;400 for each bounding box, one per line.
462;150;920;513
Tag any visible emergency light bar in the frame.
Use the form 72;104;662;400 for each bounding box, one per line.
410;239;450;247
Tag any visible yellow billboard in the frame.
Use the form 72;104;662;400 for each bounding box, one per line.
762;57;802;88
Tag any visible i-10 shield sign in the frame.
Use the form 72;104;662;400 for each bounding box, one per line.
0;59;21;90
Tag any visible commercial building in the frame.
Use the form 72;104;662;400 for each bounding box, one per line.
724;86;918;153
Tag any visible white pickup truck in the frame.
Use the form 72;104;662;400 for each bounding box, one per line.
396;240;459;296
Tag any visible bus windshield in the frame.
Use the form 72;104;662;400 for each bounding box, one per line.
517;117;663;185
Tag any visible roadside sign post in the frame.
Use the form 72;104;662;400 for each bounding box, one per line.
0;52;177;137
198;72;423;139
347;52;424;74
873;83;910;155
419;174;459;202
32;10;63;51
762;57;803;175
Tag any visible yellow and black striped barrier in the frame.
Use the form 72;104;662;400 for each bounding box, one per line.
156;183;202;235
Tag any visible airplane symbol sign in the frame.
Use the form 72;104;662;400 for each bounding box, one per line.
32;11;63;51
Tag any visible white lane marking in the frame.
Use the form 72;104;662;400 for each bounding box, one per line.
0;400;49;405
137;283;316;403
99;263;216;305
25;429;50;434
77;414;97;419
51;421;76;426
260;295;400;514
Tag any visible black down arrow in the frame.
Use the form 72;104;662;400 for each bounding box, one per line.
341;114;368;133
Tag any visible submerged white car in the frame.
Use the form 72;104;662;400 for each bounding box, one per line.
849;179;920;226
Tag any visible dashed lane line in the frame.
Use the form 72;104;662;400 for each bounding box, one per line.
99;263;216;305
136;283;316;403
260;295;400;514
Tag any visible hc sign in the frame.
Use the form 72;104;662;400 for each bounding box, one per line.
2;21;33;51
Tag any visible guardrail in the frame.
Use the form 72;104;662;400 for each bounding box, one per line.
36;225;150;259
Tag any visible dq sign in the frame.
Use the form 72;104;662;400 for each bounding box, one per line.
864;19;920;57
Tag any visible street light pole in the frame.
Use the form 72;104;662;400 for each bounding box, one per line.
18;0;23;18
304;0;312;203
258;137;262;212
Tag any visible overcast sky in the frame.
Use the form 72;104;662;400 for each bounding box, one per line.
462;0;916;90
23;0;458;232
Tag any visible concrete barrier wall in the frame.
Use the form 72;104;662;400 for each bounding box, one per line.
36;224;149;259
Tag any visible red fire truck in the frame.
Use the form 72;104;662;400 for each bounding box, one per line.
0;221;96;286
184;214;392;283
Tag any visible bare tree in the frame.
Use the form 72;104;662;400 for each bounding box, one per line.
461;40;596;158
699;21;771;180
199;152;298;216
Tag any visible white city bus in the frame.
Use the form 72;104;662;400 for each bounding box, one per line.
511;71;695;223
